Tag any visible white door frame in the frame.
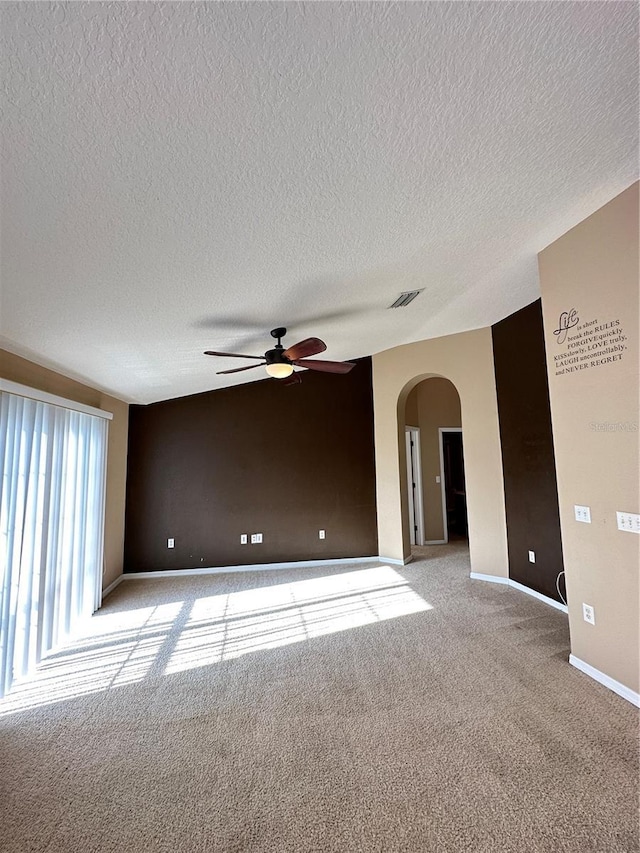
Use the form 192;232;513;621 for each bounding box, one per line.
438;427;463;544
405;427;425;546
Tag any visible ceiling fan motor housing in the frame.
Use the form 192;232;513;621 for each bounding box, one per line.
265;348;291;366
266;329;290;365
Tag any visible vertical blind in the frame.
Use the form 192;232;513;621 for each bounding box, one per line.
0;389;108;698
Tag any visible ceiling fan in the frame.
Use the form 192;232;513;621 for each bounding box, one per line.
204;327;356;383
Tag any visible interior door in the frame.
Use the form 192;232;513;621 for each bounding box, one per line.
405;428;424;546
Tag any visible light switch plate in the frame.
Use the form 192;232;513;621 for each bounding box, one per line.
528;551;535;563
616;512;640;534
167;538;175;549
251;533;263;544
574;505;591;523
319;529;325;539
240;534;248;544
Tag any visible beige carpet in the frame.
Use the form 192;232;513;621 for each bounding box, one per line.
1;544;638;852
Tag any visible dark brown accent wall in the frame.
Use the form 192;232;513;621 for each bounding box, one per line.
492;300;565;602
124;358;378;572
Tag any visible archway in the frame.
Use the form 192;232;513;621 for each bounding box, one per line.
371;329;508;580
402;376;467;548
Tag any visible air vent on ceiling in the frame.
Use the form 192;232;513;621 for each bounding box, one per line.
388;289;424;308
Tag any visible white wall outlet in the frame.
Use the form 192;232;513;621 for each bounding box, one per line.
435;476;441;484
167;538;175;549
616;511;640;534
582;603;595;625
319;529;326;539
251;533;263;544
528;550;535;563
240;534;248;545
574;505;591;523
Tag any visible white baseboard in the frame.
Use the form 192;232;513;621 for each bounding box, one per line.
470;572;568;613
122;554;395;581
470;571;508;585
102;575;123;598
379;554;413;565
425;539;447;545
507;578;568;613
569;654;640;707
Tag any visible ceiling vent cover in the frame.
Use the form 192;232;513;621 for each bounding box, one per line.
388;289;424;308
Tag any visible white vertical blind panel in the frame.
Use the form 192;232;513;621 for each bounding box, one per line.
0;391;108;697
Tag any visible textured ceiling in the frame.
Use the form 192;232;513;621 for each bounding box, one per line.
1;2;638;403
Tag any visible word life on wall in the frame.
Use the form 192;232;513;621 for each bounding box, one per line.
552;309;628;377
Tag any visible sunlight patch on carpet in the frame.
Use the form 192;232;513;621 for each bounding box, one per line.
0;567;431;714
165;567;431;674
0;601;183;714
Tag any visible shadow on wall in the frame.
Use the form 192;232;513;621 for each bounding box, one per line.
401;377;467;547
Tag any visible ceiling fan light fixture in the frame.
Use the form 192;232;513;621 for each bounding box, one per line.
265;362;294;379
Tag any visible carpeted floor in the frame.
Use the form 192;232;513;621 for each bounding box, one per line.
1;544;638;852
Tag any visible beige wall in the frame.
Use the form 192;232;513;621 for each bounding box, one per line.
0;350;129;591
405;378;462;542
538;182;639;693
373;327;508;577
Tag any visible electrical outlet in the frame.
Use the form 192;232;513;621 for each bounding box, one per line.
528;550;535;563
167;538;175;549
582;603;595;625
240;534;248;544
616;512;640;534
435;476;441;484
251;533;263;544
319;529;326;539
574;505;591;524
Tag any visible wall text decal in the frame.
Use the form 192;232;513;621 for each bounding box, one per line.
552;312;628;376
553;309;580;345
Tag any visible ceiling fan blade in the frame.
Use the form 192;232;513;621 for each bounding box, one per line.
291;358;355;374
204;351;265;360
283;337;327;361
216;363;266;375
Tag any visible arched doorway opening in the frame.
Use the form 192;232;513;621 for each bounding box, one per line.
372;330;508;577
402;377;468;553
